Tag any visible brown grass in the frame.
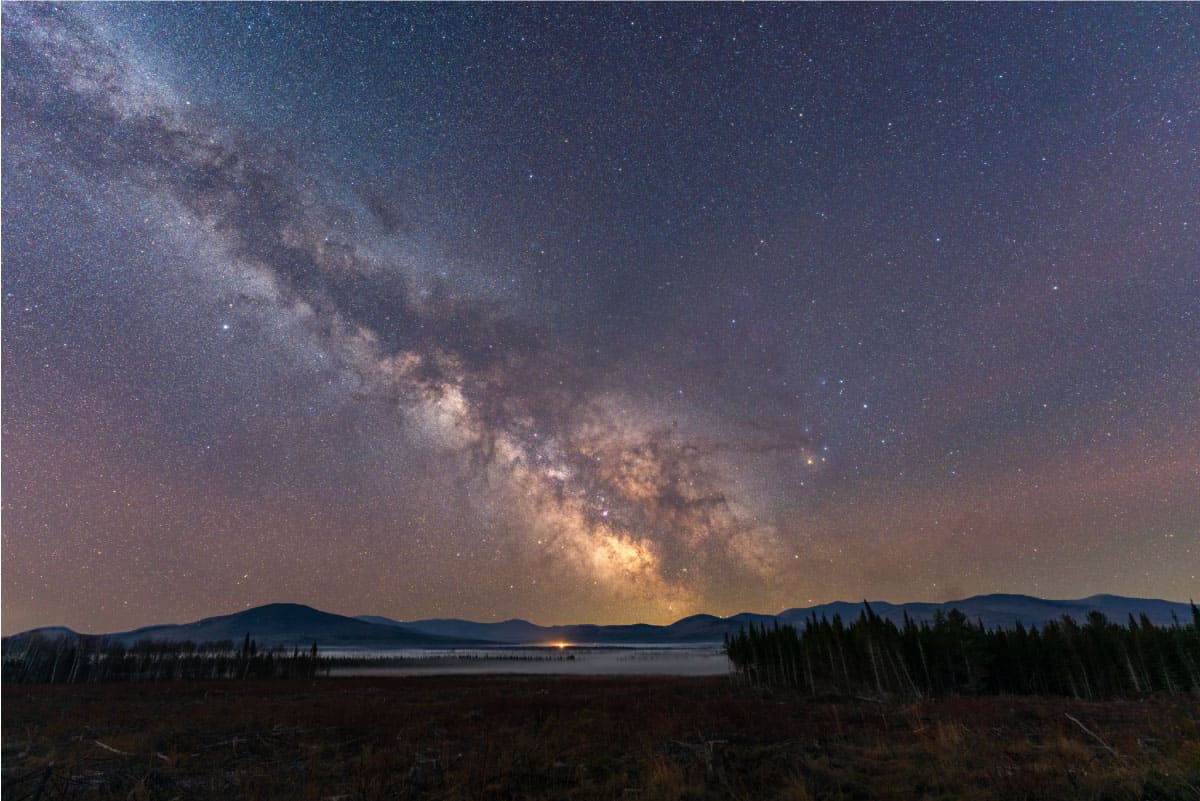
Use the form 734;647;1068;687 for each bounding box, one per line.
3;676;1199;800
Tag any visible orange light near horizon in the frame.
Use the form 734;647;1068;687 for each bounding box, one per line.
554;642;569;649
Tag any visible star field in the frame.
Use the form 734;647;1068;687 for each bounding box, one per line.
2;4;1198;633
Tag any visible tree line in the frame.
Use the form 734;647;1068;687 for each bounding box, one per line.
2;633;323;683
724;603;1200;699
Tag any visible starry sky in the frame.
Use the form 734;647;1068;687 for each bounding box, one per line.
3;3;1198;635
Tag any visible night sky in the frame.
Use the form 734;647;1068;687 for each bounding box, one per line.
3;4;1198;635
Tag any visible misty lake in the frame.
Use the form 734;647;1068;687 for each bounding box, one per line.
322;644;730;676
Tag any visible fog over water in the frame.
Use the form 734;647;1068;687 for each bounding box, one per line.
325;646;729;676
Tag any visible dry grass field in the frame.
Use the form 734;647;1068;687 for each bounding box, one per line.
4;676;1199;800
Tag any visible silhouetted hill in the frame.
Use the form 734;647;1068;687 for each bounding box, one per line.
362;594;1194;644
8;595;1191;651
356;616;548;644
6;604;490;650
360;616;672;645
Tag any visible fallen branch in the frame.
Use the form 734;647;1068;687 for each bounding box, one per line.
1064;713;1119;759
201;736;248;750
93;740;131;756
853;695;885;704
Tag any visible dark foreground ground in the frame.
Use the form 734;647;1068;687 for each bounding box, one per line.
3;676;1199;800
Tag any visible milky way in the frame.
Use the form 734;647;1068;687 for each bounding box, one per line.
3;4;1198;633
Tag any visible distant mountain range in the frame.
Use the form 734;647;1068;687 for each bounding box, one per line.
2;604;483;651
4;594;1194;651
366;593;1195;645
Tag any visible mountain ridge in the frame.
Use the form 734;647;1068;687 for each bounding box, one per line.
3;603;489;650
6;594;1193;649
375;593;1194;644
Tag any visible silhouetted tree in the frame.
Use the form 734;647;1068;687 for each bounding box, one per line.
725;603;1200;699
